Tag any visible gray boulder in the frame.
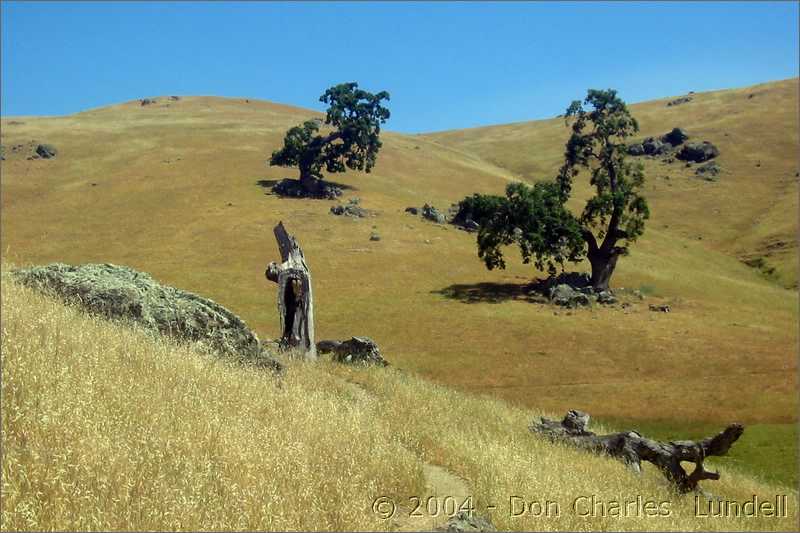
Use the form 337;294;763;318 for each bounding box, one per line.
140;98;157;106
330;198;369;218
11;263;282;372
642;137;669;156
677;141;719;163
662;127;689;146
695;161;721;180
463;218;480;232
627;143;645;156
549;284;591;308
422;203;446;224
405;206;419;215
438;511;496;532
35;144;57;159
667;96;692;107
597;291;617;305
272;178;342;200
316;336;388;366
369;232;381;241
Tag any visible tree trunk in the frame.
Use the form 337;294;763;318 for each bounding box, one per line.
530;410;744;494
299;169;323;195
588;249;619;291
265;222;317;360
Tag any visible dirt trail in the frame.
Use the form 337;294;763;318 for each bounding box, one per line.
340;378;473;531
390;462;472;532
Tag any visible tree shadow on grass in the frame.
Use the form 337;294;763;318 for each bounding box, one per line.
256;178;357;194
433;282;548;304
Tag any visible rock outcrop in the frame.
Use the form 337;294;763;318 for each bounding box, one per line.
35;144;57;159
667;96;692;107
316;336;388;366
695;161;722;180
330;197;370;218
271;178;343;200
422;203;447;224
438;511;496;532
12;263;282;372
677;141;720;163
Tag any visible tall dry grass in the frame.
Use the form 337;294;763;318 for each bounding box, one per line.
2;274;797;531
1;276;424;530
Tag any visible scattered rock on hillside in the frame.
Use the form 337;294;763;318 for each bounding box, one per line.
662;127;689;146
369;231;381;241
649;304;671;313
11;263;282;372
316;336;388;366
642;137;669;156
667;96;692;107
462;219;480;231
422;203;446;224
271;178;343;199
627;143;645;156
438;511;496;532
597;290;617;304
549;284;591;308
140;98;157;106
0;145;5;161
330;197;371;218
35;143;57;159
695;161;721;180
535;271;591;292
169;95;180;101
677;141;719;162
404;206;419;215
628;128;689;159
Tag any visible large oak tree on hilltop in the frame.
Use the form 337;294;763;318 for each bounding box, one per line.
269;82;390;196
473;89;650;291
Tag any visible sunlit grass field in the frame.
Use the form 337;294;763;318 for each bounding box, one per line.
2;275;797;531
1;78;797;530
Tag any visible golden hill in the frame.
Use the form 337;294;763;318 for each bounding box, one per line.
1;81;796;439
2;272;797;531
423;78;799;289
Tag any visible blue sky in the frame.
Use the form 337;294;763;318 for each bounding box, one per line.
2;1;798;133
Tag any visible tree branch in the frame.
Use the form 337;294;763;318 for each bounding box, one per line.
530;410;744;493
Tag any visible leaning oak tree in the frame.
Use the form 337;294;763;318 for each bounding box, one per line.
269;82;390;198
475;89;649;291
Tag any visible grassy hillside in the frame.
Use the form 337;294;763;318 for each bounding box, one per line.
424;78;799;289
1;81;797;486
2;275;797;531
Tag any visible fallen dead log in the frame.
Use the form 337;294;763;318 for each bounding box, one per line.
265;222;316;360
530;410;744;493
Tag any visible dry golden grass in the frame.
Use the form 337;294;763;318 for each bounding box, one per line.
0;80;796;473
2;275;797;531
424;78;800;289
0;275;424;531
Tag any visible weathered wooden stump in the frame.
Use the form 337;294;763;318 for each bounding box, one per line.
530;410;744;493
265;222;316;360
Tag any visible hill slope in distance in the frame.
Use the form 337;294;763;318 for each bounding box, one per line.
1;80;797;440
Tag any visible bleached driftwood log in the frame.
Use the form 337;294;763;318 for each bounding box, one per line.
265;222;316;360
530;410;744;493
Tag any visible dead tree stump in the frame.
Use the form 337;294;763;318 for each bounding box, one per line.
265;222;316;360
530;410;744;493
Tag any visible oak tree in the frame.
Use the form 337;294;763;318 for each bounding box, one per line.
474;89;649;290
269;82;390;197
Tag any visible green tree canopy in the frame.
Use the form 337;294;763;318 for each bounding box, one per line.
474;89;649;290
270;82;390;194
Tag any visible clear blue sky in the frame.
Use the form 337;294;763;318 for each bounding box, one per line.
2;1;798;133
